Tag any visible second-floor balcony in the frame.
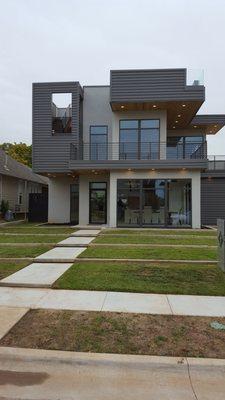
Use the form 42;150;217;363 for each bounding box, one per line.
69;141;207;170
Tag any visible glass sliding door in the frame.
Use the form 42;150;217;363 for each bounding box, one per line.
142;180;165;225
117;180;141;226
117;179;192;228
166;179;191;227
89;182;107;224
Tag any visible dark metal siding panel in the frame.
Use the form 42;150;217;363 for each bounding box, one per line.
192;114;225;125
201;177;225;225
32;82;83;174
110;69;205;102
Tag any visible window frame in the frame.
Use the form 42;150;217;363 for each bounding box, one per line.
89;125;108;160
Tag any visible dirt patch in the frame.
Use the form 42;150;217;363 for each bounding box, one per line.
0;370;49;386
1;309;225;359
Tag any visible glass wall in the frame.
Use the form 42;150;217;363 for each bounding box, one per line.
117;179;191;227
167;180;191;227
119;119;160;160
167;136;204;159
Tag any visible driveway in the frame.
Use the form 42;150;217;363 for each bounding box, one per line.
0;347;224;400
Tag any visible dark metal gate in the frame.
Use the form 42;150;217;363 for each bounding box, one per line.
28;192;48;222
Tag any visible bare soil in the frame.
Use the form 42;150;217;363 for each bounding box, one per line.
1;309;225;359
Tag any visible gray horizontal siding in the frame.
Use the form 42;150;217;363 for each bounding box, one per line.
32;82;83;173
110;69;205;103
201;177;225;225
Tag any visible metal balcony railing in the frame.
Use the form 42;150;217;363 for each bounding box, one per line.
207;155;225;170
70;141;207;161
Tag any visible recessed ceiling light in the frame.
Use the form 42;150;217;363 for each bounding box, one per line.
175;120;178;123
182;168;186;170
92;169;95;173
151;168;155;171
178;114;181;117
128;168;132;171
173;126;176;129
214;125;217;128
94;172;98;175
194;125;197;128
209;131;213;134
153;105;157;108
182;104;186;107
121;105;125;109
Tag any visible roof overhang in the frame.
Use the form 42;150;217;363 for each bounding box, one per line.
190;114;225;134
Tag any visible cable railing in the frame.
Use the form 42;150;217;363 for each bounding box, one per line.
207;155;225;170
70;141;207;161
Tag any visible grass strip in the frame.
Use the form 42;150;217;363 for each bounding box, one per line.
54;261;225;296
95;235;217;246
0;235;67;243
102;229;217;236
79;246;217;261
0;261;31;280
0;245;52;258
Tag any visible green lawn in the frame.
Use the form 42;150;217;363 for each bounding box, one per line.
0;261;31;280
79;246;217;261
0;245;52;258
54;261;225;296
95;235;217;246
102;229;217;237
0;235;68;243
0;223;75;235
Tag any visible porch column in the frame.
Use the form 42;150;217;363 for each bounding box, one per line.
191;173;201;229
109;172;117;227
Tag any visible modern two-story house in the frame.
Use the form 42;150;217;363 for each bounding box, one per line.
32;69;225;228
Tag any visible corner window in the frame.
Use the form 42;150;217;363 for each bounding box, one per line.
90;126;108;160
52;93;72;134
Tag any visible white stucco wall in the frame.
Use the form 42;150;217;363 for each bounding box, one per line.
109;170;201;229
48;177;72;224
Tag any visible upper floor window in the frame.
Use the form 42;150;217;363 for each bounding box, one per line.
167;136;204;159
52;93;72;134
90;125;108;160
119;119;160;160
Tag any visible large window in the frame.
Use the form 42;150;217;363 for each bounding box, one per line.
167;136;204;159
117;179;191;227
52;93;72;134
119;119;160;160
90;126;108;160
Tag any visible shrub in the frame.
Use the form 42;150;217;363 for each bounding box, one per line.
0;199;9;217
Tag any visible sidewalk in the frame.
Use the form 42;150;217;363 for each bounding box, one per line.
0;287;225;317
0;347;224;400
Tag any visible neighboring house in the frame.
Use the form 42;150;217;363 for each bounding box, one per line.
0;148;48;217
32;69;225;228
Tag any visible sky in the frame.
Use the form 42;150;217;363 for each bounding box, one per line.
0;0;225;155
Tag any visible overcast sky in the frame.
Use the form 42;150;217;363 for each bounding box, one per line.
0;0;225;155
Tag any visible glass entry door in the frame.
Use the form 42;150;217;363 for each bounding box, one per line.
89;182;107;224
70;184;79;224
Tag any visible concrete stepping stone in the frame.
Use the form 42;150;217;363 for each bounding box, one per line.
71;230;101;237
0;307;28;339
57;237;95;247
0;263;73;288
0;287;50;308
36;289;107;311
35;247;86;263
102;292;172;314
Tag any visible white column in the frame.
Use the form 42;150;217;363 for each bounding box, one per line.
109;172;117;227
191;173;201;228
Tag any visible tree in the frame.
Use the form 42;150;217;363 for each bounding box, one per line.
0;142;32;168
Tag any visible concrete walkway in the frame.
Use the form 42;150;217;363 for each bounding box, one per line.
0;229;100;288
0;347;224;400
0;287;225;317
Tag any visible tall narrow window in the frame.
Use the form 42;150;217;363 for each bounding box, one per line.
52;93;72;134
90;126;108;160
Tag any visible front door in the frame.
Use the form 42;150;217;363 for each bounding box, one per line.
89;182;107;224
